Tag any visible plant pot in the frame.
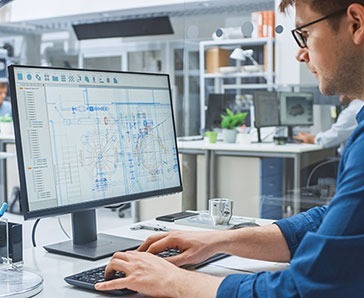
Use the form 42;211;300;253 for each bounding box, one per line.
222;129;237;143
205;131;218;143
0;122;14;135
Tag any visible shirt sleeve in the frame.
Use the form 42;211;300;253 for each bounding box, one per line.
217;233;364;298
216;120;364;298
274;205;327;257
315;100;363;148
216;272;298;298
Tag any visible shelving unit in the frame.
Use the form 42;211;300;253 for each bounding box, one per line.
199;37;275;131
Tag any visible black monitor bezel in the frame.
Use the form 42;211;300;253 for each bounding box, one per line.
8;65;183;220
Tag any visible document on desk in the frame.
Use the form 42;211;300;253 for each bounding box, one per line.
212;256;289;273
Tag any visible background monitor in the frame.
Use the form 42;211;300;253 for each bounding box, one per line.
8;65;182;260
279;91;314;140
253;91;280;128
279;92;314;126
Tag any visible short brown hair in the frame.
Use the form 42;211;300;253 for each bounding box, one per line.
0;82;7;89
279;1;364;31
279;0;364;14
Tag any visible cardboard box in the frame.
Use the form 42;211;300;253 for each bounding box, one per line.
206;47;230;73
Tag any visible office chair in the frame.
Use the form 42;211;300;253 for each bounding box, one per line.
300;157;340;211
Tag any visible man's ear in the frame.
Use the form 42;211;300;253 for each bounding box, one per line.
347;3;364;44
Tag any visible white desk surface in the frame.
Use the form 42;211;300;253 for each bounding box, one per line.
0;152;15;159
20;217;276;297
177;140;324;154
0;133;15;141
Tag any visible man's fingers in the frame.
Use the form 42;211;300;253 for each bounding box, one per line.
145;236;180;255
95;278;129;291
163;254;189;267
137;233;169;252
104;252;132;279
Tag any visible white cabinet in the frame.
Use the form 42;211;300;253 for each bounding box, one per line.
199;37;275;131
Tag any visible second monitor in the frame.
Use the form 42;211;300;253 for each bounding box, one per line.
253;91;314;142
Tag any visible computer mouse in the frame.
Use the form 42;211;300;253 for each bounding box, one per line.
230;222;260;229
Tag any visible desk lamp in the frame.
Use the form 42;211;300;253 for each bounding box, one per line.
230;48;259;66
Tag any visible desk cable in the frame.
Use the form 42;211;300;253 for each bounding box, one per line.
31;218;41;247
57;217;71;239
31;217;71;247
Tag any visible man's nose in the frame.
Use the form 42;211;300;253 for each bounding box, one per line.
296;48;309;63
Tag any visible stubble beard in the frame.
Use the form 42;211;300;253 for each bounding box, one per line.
319;46;362;97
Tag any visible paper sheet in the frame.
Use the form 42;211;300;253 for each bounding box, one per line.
212;256;289;273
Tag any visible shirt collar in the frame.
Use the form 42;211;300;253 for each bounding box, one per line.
356;106;364;123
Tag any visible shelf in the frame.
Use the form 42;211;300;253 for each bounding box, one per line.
204;72;275;79
199;37;275;132
174;70;200;77
222;84;274;90
200;37;275;48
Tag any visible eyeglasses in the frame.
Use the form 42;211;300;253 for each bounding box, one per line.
291;8;347;48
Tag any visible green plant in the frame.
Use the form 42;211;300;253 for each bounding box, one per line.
221;108;247;130
0;113;12;122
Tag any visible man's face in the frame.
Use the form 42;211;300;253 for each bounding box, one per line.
294;3;361;96
0;87;7;105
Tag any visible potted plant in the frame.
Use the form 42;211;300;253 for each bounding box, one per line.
221;108;247;143
0;113;14;135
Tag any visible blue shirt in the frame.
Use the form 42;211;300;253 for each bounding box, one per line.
217;106;364;298
0;100;12;117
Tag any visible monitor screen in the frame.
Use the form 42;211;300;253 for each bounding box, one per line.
8;65;182;259
279;92;314;126
253;91;280;128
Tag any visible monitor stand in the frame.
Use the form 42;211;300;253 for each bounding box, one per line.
286;126;298;143
44;209;142;260
257;127;262;143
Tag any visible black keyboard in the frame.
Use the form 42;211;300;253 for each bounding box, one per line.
65;249;228;295
65;264;133;296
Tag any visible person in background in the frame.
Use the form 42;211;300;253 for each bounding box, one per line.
0;82;11;117
294;94;364;153
96;1;364;297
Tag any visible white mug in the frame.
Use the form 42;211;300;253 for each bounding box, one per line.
236;133;251;145
209;198;233;225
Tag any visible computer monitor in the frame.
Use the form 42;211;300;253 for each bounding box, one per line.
279;92;314;139
8;65;182;260
253;91;280;128
253;91;279;142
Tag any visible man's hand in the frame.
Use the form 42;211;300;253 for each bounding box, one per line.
294;131;316;144
137;230;225;267
95;251;223;298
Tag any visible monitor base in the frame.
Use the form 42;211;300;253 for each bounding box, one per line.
44;233;142;261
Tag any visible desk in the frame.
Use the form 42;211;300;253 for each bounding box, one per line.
0;134;15;203
178;140;335;215
20;218;274;297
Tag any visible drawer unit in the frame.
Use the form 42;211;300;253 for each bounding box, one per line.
260;158;284;219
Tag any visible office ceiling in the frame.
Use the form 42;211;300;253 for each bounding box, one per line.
0;0;275;35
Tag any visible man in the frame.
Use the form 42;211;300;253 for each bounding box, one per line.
294;94;364;153
0;82;11;117
96;1;364;297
